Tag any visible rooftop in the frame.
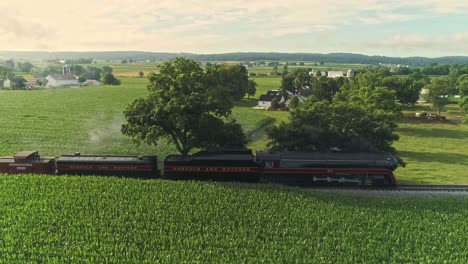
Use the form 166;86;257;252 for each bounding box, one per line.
48;74;78;81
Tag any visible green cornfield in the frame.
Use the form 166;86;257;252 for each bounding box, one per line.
0;175;466;263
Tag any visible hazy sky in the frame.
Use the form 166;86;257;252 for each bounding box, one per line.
1;0;467;57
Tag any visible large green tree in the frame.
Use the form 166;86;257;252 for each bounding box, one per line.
84;66;102;80
268;71;404;165
309;76;341;102
101;73;121;85
457;74;468;122
425;77;450;114
71;65;85;76
18;62;34;72
122;58;246;156
0;66;14;80
267;98;401;158
102;66;113;74
246;80;257;98
382;76;422;106
206;64;249;101
458;74;468;98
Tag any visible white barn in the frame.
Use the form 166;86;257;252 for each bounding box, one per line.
327;71;345;78
45;75;79;87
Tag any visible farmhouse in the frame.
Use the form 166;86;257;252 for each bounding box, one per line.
257;90;285;109
45;74;79;87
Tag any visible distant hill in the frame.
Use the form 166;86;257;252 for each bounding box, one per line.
1;51;468;66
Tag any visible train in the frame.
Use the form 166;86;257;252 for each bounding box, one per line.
0;149;398;187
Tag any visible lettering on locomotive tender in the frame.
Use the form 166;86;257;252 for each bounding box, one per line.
170;166;254;172
64;165;141;171
9;164;33;167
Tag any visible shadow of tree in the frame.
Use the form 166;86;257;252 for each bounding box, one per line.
210;181;468;214
235;98;258;108
403;105;432;112
398;150;468;166
397;126;467;139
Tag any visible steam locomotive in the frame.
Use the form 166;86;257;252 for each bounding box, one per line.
0;149;398;187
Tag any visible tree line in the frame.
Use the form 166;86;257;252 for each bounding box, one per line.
0;61;122;88
5;51;468;66
121;58;412;166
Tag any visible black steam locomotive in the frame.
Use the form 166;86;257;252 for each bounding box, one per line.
164;149;398;186
0;149;398;187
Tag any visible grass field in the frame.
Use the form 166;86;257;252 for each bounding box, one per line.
0;75;467;184
249;76;282;98
394;122;468;184
0;78;163;157
93;62;162;77
0;77;282;158
0;175;466;262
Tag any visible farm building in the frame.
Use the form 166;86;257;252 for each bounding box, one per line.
27;79;38;88
308;70;322;77
327;71;345;78
308;69;355;78
256;90;285;109
45;74;79;87
82;79;101;86
347;69;356;77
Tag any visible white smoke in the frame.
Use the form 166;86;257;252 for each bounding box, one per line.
88;115;124;144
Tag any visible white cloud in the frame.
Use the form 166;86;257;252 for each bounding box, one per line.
0;0;466;54
365;32;468;56
420;0;468;14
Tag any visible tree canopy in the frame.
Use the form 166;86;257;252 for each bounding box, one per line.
17;62;34;72
425;77;450;114
0;66;14;80
101;73;121;85
268;70;404;166
246;80;257;98
122;58;246;156
205;64;250;101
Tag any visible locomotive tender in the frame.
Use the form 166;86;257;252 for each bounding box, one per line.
0;149;398;187
164;149;260;182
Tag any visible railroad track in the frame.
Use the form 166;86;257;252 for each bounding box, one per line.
304;185;468;197
396;185;468;192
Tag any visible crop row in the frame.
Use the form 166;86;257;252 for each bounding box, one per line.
0;175;466;262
